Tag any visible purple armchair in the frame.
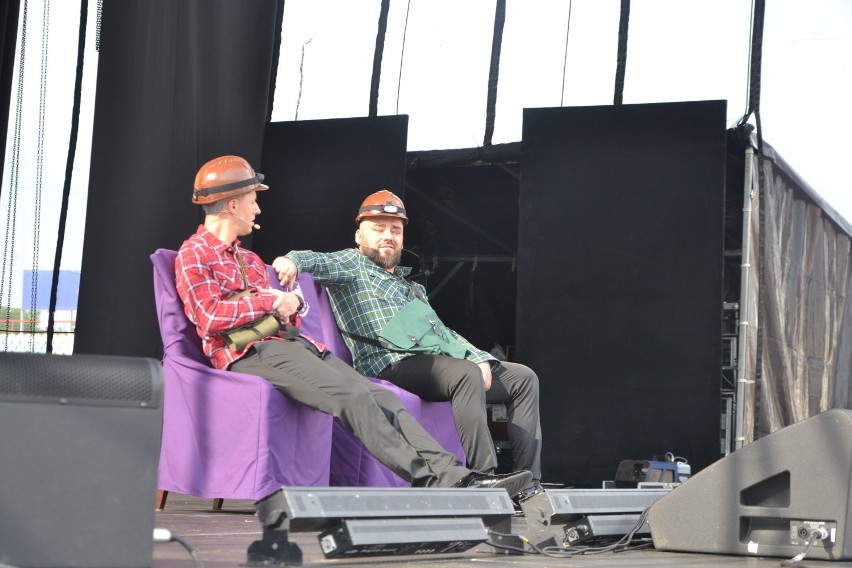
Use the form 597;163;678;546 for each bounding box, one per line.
152;247;465;506
151;249;333;508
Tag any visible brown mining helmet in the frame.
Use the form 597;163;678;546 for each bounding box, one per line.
355;189;408;225
192;155;269;205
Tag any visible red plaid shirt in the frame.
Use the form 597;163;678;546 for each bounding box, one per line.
176;226;310;369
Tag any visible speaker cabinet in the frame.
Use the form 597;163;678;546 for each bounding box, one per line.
0;353;164;568
648;409;852;560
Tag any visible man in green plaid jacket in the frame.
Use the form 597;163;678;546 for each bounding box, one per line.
274;190;542;500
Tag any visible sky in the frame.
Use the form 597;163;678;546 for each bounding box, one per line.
1;0;850;312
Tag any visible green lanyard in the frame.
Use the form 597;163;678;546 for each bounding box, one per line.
234;249;251;291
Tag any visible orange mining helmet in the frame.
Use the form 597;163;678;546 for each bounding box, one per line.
192;155;269;205
355;189;408;225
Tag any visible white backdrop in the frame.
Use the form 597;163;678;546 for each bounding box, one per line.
1;0;850;295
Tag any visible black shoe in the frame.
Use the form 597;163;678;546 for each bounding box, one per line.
512;482;544;512
452;470;533;499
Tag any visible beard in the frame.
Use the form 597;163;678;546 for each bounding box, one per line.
362;244;401;270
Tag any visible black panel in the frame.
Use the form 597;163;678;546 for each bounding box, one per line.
404;163;520;354
517;101;727;486
74;0;277;357
255;116;408;258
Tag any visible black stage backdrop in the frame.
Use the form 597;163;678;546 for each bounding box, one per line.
0;0;21;179
255;116;408;259
74;0;281;357
403;163;521;356
517;101;727;486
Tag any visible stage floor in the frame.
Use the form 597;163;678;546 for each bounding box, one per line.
151;494;851;568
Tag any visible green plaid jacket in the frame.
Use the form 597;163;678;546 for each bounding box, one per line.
287;248;495;377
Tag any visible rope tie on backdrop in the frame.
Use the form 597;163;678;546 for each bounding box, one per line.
294;37;312;120
560;0;573;106
30;0;51;352
368;0;390;117
47;0;88;353
737;0;766;155
613;0;630;105
483;0;506;146
1;0;29;348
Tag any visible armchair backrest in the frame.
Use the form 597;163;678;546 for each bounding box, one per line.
151;248;353;365
288;269;353;365
151;248;209;364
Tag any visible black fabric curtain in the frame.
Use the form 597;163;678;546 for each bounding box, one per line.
74;0;282;358
0;0;22;186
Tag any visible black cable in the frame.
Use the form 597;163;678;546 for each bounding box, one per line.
736;0;766;156
483;0;506;147
613;0;630;105
483;537;532;555
154;529;205;568
368;0;390;117
544;507;653;558
485;529;540;555
47;0;87;353
395;0;411;115
746;0;765;123
560;0;573;106
486;507;655;559
739;0;756;123
170;533;205;568
781;528;830;566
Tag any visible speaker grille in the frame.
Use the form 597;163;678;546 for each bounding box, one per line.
0;352;161;407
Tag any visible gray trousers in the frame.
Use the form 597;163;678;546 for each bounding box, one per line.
230;338;470;487
379;356;542;482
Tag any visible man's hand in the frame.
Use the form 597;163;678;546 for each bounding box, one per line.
259;288;301;320
478;361;493;391
272;256;298;289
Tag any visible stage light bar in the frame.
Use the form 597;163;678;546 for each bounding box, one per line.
519;486;672;548
319;517;488;558
255;486;514;531
247;486;515;564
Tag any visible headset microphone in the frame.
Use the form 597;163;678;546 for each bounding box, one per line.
229;212;261;230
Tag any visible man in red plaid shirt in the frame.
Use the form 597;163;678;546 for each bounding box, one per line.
175;155;532;495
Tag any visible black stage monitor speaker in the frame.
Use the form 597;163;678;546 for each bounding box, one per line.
648;409;852;560
0;352;164;568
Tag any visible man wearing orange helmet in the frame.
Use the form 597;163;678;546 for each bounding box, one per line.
175;156;532;495
275;189;543;500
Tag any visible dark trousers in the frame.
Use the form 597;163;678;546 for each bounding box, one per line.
230;338;470;487
380;355;542;482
